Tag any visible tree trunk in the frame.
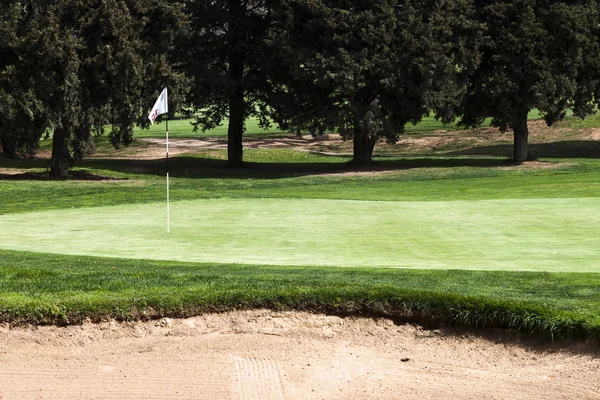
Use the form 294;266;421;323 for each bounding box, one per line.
353;134;375;164
352;123;376;165
49;126;71;178
228;87;244;168
86;132;96;155
512;111;529;164
227;0;244;168
0;135;17;158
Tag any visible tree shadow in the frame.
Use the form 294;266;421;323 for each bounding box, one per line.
448;140;600;159
71;155;510;180
0;170;127;181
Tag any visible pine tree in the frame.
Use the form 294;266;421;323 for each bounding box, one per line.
180;0;285;168
0;2;50;158
270;0;481;164
0;0;186;176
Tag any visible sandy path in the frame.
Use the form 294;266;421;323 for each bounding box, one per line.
0;310;598;400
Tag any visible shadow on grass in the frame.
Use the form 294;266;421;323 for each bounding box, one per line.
0;170;128;181
449;140;600;159
69;155;510;180
2;153;514;181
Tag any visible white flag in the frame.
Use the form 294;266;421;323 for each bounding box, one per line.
148;87;168;124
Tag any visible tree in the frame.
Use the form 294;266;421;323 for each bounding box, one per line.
461;0;600;163
0;2;50;158
181;0;284;168
0;0;186;176
46;0;171;178
270;0;481;164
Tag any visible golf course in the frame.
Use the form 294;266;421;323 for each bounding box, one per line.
1;196;600;271
2;116;600;399
3;1;600;397
1;115;599;338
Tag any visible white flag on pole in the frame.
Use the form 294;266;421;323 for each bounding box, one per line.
148;87;168;124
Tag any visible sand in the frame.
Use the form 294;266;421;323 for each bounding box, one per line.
0;310;598;400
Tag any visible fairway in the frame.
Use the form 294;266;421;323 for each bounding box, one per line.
1;197;598;272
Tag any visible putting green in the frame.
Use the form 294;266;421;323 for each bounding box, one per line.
1;197;599;272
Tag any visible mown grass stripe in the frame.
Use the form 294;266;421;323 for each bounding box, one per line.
1;197;599;272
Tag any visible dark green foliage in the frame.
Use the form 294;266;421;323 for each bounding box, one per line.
0;0;185;176
271;0;481;164
133;1;189;133
461;0;600;163
180;0;284;167
42;0;144;176
0;2;50;158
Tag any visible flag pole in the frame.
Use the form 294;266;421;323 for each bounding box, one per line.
166;112;170;234
148;87;169;234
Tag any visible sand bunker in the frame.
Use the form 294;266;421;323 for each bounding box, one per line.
1;310;598;399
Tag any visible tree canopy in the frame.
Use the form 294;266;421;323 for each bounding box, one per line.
269;0;482;164
0;0;184;176
0;2;50;158
180;0;288;167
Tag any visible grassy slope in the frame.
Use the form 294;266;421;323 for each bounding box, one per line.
556;113;600;129
0;157;600;214
1;249;598;338
126;110;545;138
132;116;286;139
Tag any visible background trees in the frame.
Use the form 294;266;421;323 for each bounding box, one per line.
1;0;599;170
272;0;400;164
0;0;184;176
0;2;50;159
181;0;287;168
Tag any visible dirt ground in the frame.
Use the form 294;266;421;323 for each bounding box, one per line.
1;310;598;400
119;134;346;160
97;119;594;162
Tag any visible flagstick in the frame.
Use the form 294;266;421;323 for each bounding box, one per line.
148;87;169;233
166;116;170;234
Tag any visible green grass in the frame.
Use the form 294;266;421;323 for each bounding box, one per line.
556;113;600;129
133;116;288;139
2;152;600;215
1;197;599;272
1;249;598;339
129;109;547;139
2;128;600;338
34;109;552;146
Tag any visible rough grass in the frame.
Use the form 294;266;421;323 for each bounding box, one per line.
1;250;598;339
556;113;600;130
133;116;287;139
2;153;600;214
131;109;548;138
